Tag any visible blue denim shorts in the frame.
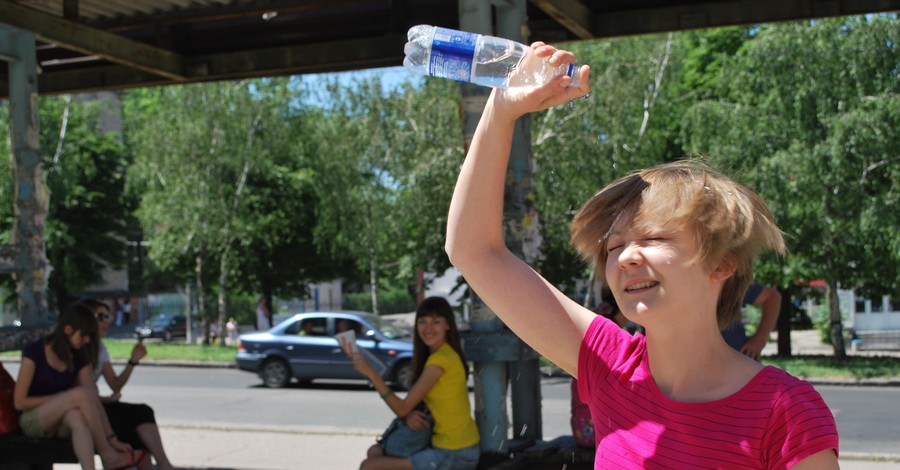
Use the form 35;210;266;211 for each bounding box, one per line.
410;443;479;470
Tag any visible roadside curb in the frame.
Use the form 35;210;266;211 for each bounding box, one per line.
538;365;900;387
0;356;235;369
4;357;899;385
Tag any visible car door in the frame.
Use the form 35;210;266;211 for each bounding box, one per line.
329;318;378;379
279;316;336;380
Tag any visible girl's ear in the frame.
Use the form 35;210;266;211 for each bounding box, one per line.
63;324;74;336
711;256;737;282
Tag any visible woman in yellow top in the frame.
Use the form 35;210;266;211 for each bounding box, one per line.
346;296;479;470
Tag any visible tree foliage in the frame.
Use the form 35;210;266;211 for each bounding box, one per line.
1;95;133;309
681;16;899;356
309;76;463;313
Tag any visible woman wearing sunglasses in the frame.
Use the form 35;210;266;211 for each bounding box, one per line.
80;299;177;470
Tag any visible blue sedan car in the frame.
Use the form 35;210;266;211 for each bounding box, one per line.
236;311;414;389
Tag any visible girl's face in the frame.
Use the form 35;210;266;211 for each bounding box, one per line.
604;218;720;329
95;307;112;338
416;314;450;352
67;328;91;350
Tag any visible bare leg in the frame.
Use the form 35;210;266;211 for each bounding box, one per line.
136;423;176;470
56;409;95;470
34;387;132;469
359;455;414;470
366;444;384;459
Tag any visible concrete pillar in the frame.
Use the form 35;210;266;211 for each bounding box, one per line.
457;0;543;456
0;23;51;325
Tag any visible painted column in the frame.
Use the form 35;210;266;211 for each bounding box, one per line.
457;0;542;457
1;24;50;325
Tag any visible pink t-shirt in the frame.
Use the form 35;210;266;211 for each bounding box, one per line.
578;316;838;469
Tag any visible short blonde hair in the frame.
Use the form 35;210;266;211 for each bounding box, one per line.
570;160;785;328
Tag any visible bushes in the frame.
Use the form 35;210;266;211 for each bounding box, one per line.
343;286;416;314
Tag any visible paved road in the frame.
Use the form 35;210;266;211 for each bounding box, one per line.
5;361;900;468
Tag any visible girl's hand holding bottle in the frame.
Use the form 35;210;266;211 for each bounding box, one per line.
491;42;591;121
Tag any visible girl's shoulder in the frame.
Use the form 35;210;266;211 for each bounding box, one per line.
749;365;826;406
426;343;459;366
22;339;47;360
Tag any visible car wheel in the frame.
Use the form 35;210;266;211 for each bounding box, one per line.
261;358;291;388
393;360;412;391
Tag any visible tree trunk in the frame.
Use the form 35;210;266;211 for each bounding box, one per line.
217;249;229;347
184;281;193;344
776;286;792;357
582;268;596;309
827;280;847;360
369;244;379;315
196;245;208;345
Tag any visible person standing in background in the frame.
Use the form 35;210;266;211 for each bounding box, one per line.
256;296;271;331
721;282;782;361
226;317;239;345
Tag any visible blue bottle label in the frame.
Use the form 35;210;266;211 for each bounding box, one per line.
429;27;477;83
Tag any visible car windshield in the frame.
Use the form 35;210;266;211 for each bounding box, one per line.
368;316;410;340
149;316;171;326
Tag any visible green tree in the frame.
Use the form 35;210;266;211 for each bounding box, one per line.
310;76;462;313
681;16;900;358
531;33;692;297
125;79;339;342
1;95;133;309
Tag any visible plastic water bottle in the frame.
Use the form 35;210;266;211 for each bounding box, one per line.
403;25;581;89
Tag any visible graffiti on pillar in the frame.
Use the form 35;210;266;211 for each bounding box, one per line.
503;192;543;265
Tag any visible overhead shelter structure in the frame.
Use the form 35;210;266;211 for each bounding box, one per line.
2;0;899;455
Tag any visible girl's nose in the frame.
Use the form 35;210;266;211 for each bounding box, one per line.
617;242;643;268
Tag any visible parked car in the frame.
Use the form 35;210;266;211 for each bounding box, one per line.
236;311;414;389
134;314;187;341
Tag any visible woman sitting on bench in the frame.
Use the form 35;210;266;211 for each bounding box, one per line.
13;303;145;470
81;298;177;470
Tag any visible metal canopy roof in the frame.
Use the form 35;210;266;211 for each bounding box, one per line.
1;0;899;96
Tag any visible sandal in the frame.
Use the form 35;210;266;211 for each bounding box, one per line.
106;449;147;470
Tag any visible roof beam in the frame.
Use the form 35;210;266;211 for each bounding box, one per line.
587;0;900;38
0;0;186;80
0;33;406;97
529;0;594;40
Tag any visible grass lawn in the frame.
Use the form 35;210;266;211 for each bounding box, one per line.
538;354;900;381
6;340;900;380
762;355;900;381
104;339;237;362
1;338;237;363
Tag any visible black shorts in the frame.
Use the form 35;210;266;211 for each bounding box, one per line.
103;401;156;449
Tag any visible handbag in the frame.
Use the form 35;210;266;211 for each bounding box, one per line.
378;403;433;458
0;363;20;436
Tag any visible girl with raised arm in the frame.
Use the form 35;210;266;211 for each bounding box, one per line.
445;42;838;469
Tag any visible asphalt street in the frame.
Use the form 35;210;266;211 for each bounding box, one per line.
4;360;900;469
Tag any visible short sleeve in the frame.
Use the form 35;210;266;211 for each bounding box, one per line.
764;381;839;469
425;345;453;372
577;315;641;405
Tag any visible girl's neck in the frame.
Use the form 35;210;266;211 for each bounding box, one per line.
644;325;761;402
428;340;446;354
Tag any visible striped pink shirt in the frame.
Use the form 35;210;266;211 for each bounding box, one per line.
578;316;838;469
